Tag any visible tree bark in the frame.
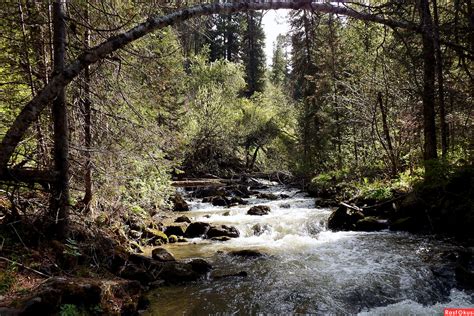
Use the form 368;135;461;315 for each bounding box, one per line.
377;92;397;175
432;0;448;158
81;3;93;211
419;0;438;166
0;1;420;168
50;0;69;239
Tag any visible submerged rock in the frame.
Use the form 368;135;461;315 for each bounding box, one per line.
171;192;189;212
212;271;248;279
354;216;388;231
185;222;211;238
175;215;191;223
230;196;248;205
257;193;279;200
247;205;271;216
206;225;240;238
210;236;232;242
229;250;265;258
151;248;175;262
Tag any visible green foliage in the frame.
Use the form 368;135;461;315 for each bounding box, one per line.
0;265;16;295
59;304;85;316
63;238;82;257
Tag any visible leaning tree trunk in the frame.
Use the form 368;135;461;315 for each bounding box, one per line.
419;0;438;170
50;0;69;239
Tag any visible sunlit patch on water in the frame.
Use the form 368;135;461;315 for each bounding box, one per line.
144;183;474;315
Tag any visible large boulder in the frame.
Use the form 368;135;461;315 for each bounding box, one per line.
171;193;189;212
247;205;271;216
206;225;240;239
184;222;211;238
327;205;365;231
151;248;175;262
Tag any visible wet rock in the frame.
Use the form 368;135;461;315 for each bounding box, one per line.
158;262;202;284
279;203;291;208
206;225;240;239
164;225;186;237
168;235;178;243
175;215;191;223
171;192;189;212
185;222;211;238
257;193;279;200
251;223;271;236
194;187;226;198
229;250;264;258
151;248;175;262
354;217;388;231
222;211;231;216
280;194;290;199
211;196;229;207
327;205;364;231
202;196;229;206
189;259;213;274
247;205;271;216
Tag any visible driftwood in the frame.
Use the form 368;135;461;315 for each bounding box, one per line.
340;202;363;212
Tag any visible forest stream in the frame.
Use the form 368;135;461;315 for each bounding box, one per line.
144;180;474;315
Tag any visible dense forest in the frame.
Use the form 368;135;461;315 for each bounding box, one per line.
0;1;473;315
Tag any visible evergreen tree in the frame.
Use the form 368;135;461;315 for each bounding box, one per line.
270;34;289;86
242;11;266;97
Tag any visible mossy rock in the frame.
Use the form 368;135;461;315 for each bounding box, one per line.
168;235;178;243
144;229;168;244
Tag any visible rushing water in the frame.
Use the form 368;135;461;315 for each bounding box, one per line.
145;181;474;315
